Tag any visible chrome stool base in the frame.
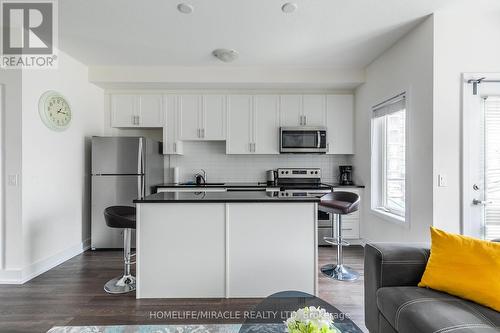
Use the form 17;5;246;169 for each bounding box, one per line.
104;274;136;294
321;264;359;281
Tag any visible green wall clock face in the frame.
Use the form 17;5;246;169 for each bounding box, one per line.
38;91;72;131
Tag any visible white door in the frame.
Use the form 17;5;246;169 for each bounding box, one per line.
138;95;164;127
227;95;253;154
302;95;326;126
254;95;280;154
280;95;303;126
326;95;354;154
202;95;226;140
110;94;137;127
463;77;500;240
178;95;201;140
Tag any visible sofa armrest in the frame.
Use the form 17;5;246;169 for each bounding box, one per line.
364;243;430;333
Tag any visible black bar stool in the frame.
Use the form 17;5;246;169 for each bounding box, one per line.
319;191;360;281
103;206;136;294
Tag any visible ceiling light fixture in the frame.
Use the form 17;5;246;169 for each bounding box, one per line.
212;48;239;63
281;2;298;13
177;3;194;14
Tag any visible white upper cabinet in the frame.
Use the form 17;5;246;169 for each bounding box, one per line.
163;95;183;155
326;95;354;154
227;95;280;155
279;95;303;127
202;95;226;140
177;95;227;141
177;95;202;140
110;94;164;128
253;95;280;154
138;95;164;127
279;95;326;127
302;95;326;126
227;95;253;154
110;94;137;127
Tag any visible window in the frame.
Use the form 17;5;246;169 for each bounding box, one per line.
371;93;407;222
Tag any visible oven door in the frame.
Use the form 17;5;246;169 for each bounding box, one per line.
280;127;327;153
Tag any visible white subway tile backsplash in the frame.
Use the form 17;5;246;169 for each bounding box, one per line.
165;141;352;184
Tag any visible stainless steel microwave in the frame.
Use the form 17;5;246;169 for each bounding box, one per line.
280;127;327;153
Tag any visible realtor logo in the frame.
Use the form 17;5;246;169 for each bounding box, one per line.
1;0;58;68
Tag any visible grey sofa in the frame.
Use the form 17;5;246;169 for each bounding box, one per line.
364;243;500;333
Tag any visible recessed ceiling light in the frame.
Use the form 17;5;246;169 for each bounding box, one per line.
212;49;239;63
177;3;194;14
281;2;298;13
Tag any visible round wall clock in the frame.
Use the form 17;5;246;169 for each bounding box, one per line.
38;90;72;131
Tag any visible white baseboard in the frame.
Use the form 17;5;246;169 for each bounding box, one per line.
0;238;91;284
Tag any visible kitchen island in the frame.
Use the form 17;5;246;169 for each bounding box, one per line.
134;191;318;299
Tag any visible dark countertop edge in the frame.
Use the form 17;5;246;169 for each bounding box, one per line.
325;184;366;188
134;198;320;203
154;183;365;189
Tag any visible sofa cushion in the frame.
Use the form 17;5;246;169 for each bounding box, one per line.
377;286;500;333
418;227;500;312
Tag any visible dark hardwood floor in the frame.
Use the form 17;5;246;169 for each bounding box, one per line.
0;246;366;333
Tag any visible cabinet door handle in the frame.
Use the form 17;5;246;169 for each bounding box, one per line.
137;115;140;125
303;115;307;126
202;128;205;138
299;115;303;126
253;143;256;152
249;143;252;152
174;142;177;153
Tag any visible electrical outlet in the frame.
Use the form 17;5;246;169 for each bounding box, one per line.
7;174;18;186
438;174;447;187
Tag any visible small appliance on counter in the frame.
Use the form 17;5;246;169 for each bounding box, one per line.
266;169;277;185
339;165;354;185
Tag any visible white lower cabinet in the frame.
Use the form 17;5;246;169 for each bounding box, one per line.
136;202;317;298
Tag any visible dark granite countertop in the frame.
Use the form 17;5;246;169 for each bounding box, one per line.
134;191;321;203
154;182;365;189
323;183;365;189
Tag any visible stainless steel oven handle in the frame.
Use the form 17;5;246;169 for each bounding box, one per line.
317;131;321;148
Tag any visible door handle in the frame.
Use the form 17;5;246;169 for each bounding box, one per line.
317;131;321;148
473;199;493;205
304;115;307;126
202;128;205;138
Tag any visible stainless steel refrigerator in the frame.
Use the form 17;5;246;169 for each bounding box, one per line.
91;136;163;249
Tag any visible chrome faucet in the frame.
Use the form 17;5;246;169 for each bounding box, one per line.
195;169;207;185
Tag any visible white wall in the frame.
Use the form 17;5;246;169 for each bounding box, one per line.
433;0;500;233
354;16;434;242
166;141;351;184
20;51;104;275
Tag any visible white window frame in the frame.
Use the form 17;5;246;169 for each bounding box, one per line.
371;91;409;225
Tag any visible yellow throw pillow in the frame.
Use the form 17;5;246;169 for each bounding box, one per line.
418;227;500;311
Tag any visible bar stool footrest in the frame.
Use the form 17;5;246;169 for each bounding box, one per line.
323;237;350;246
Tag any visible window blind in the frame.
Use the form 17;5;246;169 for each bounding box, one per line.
484;97;500;240
372;93;406;118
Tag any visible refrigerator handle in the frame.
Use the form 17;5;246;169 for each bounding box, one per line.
138;137;144;174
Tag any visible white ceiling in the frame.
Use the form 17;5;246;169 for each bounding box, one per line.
59;0;456;69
